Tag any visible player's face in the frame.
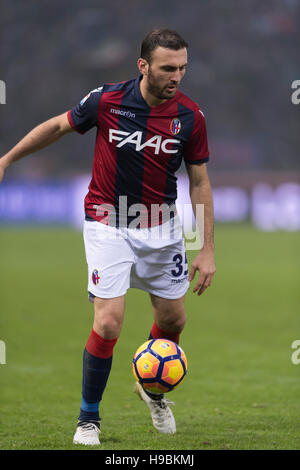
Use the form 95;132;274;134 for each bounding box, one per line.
143;47;187;102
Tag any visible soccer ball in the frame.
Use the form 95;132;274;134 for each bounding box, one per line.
132;339;187;394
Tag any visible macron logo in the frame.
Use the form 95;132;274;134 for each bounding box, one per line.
110;108;136;119
109;129;180;155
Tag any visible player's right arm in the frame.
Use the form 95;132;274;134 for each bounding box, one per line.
0;111;74;182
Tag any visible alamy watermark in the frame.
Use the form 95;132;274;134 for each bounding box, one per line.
291;340;300;365
0;340;6;364
291;80;300;105
91;198;204;251
0;80;6;104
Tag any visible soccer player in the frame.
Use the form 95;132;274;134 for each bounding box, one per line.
0;29;216;445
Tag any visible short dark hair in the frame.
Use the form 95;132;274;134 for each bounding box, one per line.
140;29;188;63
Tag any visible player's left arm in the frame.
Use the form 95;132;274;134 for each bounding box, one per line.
186;162;216;296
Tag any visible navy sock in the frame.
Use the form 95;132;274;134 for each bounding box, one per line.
78;348;113;422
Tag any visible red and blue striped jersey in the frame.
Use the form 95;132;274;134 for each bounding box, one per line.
67;76;209;226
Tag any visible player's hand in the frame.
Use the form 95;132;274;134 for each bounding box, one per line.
188;248;216;296
0;163;5;183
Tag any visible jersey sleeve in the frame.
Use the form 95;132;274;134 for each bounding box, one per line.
183;108;210;164
67;87;103;134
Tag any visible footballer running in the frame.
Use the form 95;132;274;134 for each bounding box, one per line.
0;29;216;445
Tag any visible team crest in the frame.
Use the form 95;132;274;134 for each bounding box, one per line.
170;118;181;135
92;269;100;285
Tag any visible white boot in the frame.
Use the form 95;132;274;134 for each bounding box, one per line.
73;421;101;446
134;382;176;434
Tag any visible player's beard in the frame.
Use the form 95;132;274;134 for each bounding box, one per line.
146;67;178;101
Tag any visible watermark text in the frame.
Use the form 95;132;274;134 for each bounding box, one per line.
291;340;300;365
0;340;6;364
0;80;6;104
291;80;300;105
91;197;204;251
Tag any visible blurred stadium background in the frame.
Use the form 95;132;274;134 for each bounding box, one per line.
0;0;299;230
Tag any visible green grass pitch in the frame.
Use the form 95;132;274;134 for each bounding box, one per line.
0;224;299;450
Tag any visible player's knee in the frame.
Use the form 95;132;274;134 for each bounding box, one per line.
93;297;124;339
94;315;122;339
159;313;186;333
171;316;186;333
93;308;123;339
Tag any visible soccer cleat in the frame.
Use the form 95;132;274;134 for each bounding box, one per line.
73;421;101;446
134;381;176;434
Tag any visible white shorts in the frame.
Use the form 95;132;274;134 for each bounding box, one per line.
83;216;189;300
